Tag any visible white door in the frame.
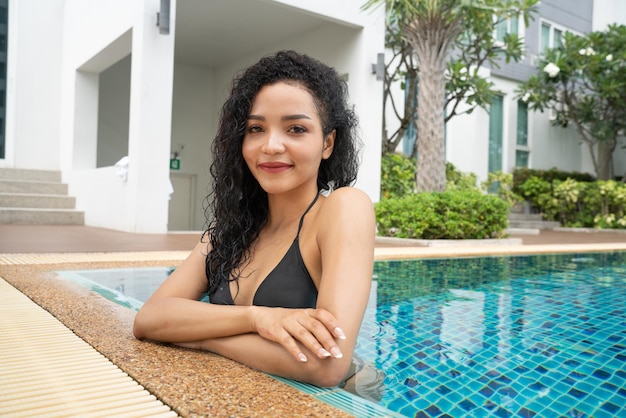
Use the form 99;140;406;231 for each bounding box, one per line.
168;173;196;231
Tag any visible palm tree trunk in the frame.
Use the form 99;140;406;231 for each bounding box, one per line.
414;48;447;192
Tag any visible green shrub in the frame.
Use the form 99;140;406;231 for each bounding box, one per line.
518;176;551;209
584;180;626;229
446;162;479;191
481;171;523;207
375;190;509;240
380;153;416;199
512;167;595;196
520;177;626;229
381;156;482;198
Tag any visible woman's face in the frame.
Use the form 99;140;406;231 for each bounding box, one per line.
242;81;334;196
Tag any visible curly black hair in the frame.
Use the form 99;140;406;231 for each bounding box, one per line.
203;50;360;296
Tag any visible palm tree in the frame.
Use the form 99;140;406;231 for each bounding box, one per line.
364;0;538;192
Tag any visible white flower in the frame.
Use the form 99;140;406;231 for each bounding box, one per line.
543;62;560;78
606;54;613;61
521;92;530;102
458;67;468;81
578;47;595;56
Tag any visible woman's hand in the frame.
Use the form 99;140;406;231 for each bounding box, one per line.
252;307;346;363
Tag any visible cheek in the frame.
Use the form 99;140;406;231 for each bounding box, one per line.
241;140;255;167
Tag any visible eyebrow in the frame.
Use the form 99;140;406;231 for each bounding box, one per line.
247;114;312;121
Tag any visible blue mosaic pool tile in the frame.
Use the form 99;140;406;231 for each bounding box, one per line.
285;253;626;417
567;407;588;417
601;400;621;414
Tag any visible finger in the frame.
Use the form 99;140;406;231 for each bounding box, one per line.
308;309;346;340
259;325;309;363
299;313;343;359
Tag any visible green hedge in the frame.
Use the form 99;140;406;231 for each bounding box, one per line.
520;178;626;228
512;167;595;196
375;190;510;240
380;153;416;199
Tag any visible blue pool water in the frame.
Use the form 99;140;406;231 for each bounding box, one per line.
58;251;626;418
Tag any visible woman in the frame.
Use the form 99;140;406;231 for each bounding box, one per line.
133;50;375;388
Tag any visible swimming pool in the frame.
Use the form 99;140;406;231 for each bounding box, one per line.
58;251;626;417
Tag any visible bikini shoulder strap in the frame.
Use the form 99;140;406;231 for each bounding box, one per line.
296;193;320;236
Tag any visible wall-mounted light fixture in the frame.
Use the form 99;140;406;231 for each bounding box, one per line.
371;53;385;81
156;0;170;35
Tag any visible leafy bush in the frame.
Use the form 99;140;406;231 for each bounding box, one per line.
481;171;523;207
519;177;626;229
381;156;482;198
380;153;416;199
375;190;509;239
512;167;595;197
518;176;551;205
446;162;479;191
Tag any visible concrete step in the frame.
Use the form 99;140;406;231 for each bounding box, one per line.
0;193;76;209
0;180;68;195
508;219;560;230
0;168;61;182
0;208;84;225
508;213;543;221
508;211;560;230
0;169;83;225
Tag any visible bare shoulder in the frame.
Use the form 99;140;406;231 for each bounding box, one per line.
322;187;373;211
318;187;375;234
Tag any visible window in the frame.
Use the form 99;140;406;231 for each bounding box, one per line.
515;101;530;168
488;95;504;173
495;15;520;44
516;150;529;167
540;21;572;54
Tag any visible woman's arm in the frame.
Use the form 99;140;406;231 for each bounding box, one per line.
133;188;375;387
182;188;376;386
134;241;344;349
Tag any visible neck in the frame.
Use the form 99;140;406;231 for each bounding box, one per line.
265;189;319;230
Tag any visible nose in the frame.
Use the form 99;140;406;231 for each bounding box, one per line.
261;130;286;155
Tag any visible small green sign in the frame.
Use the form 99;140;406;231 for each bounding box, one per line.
170;158;180;170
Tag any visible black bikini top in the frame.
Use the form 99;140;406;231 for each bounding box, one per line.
209;194;319;308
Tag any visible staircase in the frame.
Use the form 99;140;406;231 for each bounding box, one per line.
0;168;84;225
507;202;560;231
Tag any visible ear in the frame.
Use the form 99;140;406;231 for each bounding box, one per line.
322;130;336;160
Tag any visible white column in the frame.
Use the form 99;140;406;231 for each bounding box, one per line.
126;0;176;232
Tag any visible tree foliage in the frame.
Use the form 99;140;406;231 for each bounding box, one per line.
364;0;538;192
517;24;626;181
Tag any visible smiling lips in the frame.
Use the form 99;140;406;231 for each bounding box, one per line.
258;162;293;173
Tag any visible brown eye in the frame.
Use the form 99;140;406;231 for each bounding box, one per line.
288;125;307;134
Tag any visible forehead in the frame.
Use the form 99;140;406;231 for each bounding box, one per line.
250;81;319;115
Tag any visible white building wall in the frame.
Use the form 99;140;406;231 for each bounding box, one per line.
530;114;584;173
170;63;215;231
447;74;588;181
445;98;491;183
593;0;626;30
6;0;383;232
592;0;626;179
4;0;64;169
61;0;176;233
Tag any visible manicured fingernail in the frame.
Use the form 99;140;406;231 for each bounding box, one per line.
298;353;308;362
331;347;343;359
319;348;331;357
334;327;346;340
